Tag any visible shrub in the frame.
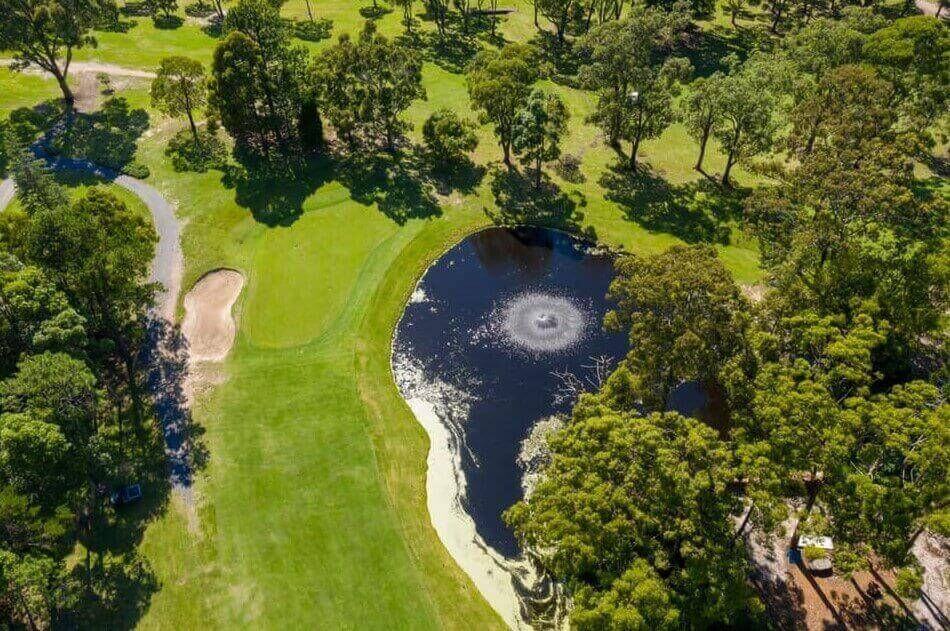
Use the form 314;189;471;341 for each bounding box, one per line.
290;18;333;42
122;161;151;179
165;129;228;173
894;564;924;599
801;546;827;561
555;153;584;183
185;1;215;16
422;109;478;167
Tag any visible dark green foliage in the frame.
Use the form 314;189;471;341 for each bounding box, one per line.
165;128;228;172
289;17;332;41
511;89;569;186
466;43;541;165
506;405;763;628
422;109;478;165
605;245;749;410
211;0;308;157
53;97;150;176
311;22;425;152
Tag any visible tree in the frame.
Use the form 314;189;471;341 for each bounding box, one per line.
312;23;424;152
535;0;574;43
211;0;308;156
680;73;725;173
466;44;541;165
9;152;69;217
506;405;761;628
862;17;949;136
0;0;110;111
151;57;208;146
421;109;477;166
25;189;156;426
512;90;569;187
0;253;86;374
578;8;689;149
723;0;744;27
621;57;690;172
832;381;949;568
745;143;948;345
604;245;748;410
787;64;894;156
571;559;680;630
394;0;415;32
714;57;783;186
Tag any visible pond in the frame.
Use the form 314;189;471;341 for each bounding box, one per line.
393;227;723;566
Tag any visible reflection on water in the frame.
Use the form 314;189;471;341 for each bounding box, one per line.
394;227;726;558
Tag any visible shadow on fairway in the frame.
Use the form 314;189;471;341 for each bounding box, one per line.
336;151;443;225
599;164;743;245
223;154;334;227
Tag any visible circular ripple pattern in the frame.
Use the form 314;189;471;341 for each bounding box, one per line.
500;293;587;353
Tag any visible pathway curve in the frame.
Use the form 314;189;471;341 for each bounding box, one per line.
0;151;190;489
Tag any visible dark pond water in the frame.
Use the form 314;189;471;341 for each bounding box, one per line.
394;227;721;558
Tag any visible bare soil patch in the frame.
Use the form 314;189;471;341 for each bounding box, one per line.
182;269;244;362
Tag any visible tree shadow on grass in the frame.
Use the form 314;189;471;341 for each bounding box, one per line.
222;153;334;226
486;165;593;239
599;164;744;245
335;150;442;225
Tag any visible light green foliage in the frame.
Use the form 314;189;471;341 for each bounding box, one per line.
466;43;541;164
833;381;949;566
512;89;569;186
894;563;924;599
572;559;680;631
0;253;86;372
605;245;748;410
151;56;209;143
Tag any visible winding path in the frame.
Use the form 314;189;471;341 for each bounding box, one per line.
0;152;189;488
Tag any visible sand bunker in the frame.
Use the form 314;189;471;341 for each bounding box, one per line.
182;269;244;362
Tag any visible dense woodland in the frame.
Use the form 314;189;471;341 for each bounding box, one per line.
0;0;947;627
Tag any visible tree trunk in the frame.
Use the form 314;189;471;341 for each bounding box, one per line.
629;135;641;172
731;10;738;27
187;108;200;146
51;67;75;113
770;4;783;32
721;151;736;186
502;140;512;166
695;122;711;172
305;0;313;21
534;0;539;27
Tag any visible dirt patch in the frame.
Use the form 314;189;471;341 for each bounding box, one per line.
182;269;244;362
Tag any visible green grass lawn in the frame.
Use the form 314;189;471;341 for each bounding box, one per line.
8;3;771;628
0;68;66;116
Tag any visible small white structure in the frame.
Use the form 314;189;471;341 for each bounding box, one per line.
798;535;834;551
